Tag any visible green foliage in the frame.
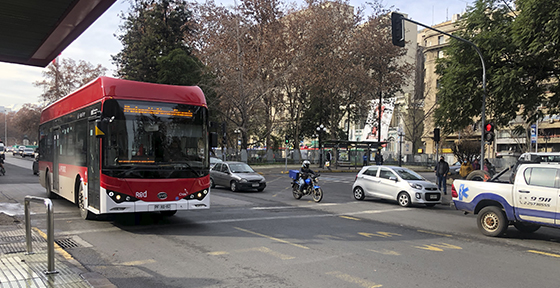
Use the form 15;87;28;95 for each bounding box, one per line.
112;0;200;84
435;0;560;133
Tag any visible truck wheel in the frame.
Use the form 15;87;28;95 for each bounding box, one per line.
477;206;508;237
466;170;491;182
513;222;540;233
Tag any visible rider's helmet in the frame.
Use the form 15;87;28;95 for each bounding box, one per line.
302;160;310;169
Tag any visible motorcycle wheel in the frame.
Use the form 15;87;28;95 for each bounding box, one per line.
292;183;302;200
312;188;323;203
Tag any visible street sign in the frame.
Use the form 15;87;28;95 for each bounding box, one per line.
530;124;537;144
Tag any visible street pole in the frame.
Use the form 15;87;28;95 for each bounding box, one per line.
398;16;487;169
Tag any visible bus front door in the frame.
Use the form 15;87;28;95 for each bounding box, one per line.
53;129;60;193
87;121;101;210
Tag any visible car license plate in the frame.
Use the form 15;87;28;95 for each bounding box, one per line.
430;195;438;200
151;204;175;211
252;183;259;187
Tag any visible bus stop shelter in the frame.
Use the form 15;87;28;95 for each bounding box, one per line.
323;140;387;169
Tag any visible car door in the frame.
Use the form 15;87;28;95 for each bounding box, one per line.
221;163;231;186
513;167;559;225
211;163;222;185
377;167;399;200
358;167;380;196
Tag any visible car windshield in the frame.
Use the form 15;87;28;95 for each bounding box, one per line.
393;168;424;180
210;157;222;164
229;163;254;173
24;148;33;152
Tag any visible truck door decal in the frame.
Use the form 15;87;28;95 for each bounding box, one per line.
458;184;469;201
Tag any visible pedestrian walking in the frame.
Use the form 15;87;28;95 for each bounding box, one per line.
434;156;450;195
363;154;368;166
459;158;474;179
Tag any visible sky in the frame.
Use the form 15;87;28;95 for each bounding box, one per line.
0;0;471;111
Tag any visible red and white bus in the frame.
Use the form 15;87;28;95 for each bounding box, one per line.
38;77;217;219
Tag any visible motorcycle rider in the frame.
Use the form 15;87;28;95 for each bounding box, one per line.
299;160;316;193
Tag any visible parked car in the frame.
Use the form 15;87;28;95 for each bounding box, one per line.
210;161;266;192
448;161;461;176
22;147;35;158
352;165;442;207
15;146;25;156
210;156;223;169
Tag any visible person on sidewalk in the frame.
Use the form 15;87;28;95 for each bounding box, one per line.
459;158;474;179
434;156;449;195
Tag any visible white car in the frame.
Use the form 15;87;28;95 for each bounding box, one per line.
22;147;35;158
352;165;442;207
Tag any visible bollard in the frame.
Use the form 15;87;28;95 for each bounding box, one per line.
24;196;58;275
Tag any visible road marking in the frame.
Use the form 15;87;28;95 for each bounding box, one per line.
33;227;74;261
208;247;295;259
55;227;121;236
339;215;361;221
417;230;452;237
359;232;402;238
234;227;310;249
316;235;344;240
120;259;157;266
527;250;560;258
367;249;401;256
252;203;341;210
413;243;462;252
326;271;382;288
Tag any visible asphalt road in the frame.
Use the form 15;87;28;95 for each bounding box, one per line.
1;157;560;288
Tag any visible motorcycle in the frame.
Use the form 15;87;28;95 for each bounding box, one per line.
289;170;323;202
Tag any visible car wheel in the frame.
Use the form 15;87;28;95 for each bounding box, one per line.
210;177;215;188
353;187;365;200
397;192;411;207
466;170;491;182
477;206;508;237
513;222;540;233
230;181;238;192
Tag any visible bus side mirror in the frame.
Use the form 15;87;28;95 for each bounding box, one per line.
209;132;218;148
95;119;107;138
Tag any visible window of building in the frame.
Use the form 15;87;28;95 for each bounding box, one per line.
438;35;445;45
438;50;444;58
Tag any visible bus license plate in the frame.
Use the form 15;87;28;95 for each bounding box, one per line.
252;183;259;187
152;204;175;211
430;195;438;200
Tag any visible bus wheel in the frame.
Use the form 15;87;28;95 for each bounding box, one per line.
78;182;96;220
161;210;177;217
45;172;58;199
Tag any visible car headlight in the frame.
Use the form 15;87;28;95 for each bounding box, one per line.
409;183;423;190
239;178;248;183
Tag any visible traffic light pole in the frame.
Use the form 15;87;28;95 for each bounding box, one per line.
392;13;487;169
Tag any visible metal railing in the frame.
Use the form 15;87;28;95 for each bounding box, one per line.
24;195;58;275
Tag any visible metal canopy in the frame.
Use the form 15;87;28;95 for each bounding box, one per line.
0;0;116;67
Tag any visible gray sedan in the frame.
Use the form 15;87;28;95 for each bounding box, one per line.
210;161;266;192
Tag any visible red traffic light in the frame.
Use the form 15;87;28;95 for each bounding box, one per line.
485;123;493;132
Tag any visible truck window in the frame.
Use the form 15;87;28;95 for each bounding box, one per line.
523;168;558;188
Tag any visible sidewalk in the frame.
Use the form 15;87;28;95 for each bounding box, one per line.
0;210;115;288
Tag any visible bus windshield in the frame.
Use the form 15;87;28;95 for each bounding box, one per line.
102;100;208;179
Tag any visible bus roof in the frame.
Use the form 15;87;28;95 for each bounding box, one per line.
41;77;206;124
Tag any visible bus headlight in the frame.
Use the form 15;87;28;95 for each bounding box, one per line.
184;189;208;201
107;190;139;204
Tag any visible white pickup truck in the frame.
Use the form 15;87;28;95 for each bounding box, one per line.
452;162;560;237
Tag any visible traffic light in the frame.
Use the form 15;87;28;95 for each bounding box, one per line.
391;12;405;47
484;123;495;142
433;128;440;143
285;136;289;145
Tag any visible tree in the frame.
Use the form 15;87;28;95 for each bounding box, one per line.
435;0;560;133
33;58;107;104
12;104;42;144
113;0;202;85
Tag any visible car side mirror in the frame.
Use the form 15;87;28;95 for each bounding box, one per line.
389;176;397;182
